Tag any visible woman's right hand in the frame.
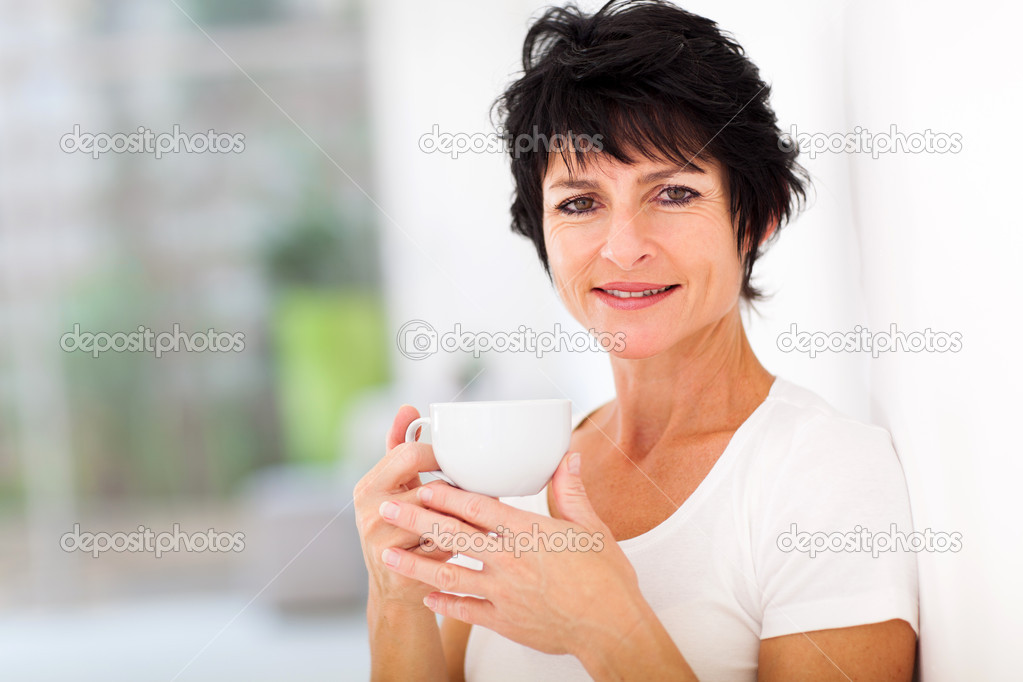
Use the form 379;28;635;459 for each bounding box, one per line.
354;404;453;609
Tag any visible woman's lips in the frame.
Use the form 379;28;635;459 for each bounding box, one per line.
592;284;680;310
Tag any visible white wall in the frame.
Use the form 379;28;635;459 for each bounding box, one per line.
363;1;1023;678
844;3;1023;678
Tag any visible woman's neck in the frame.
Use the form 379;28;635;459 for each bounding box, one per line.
604;305;774;457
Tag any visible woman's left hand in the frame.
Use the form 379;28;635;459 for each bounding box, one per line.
376;451;652;659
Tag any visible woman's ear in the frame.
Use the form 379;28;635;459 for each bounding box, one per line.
739;218;779;260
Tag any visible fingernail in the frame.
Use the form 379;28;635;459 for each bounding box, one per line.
568;452;581;475
382;548;399;567
423;594;437;609
379;501;400;520
417;486;433;504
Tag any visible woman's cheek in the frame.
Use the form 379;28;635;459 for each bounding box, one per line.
544;227;568;298
547;229;591;314
546;236;564;272
545;225;576;278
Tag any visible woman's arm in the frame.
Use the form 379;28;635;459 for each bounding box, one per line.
356;406;458;681
441;617;472;682
758;619;915;681
368;595;446;681
367;599;473;681
572;597;698;681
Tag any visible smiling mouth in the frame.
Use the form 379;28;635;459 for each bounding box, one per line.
595;284;680;298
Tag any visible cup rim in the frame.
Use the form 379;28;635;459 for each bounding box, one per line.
429;398;571;408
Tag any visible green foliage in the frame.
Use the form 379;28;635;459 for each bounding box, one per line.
263;190;381;291
271;289;389;464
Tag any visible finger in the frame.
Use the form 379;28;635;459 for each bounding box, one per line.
549;451;604;530
373;488;454;561
415;482;529;534
394;489;458;562
394;525;455;563
374;405;439;492
363;440;441;494
378;497;492;558
412;536;454;563
386;404;421;451
381;546;486;598
422;591;496;628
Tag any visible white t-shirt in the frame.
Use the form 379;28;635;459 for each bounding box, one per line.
462;376;919;681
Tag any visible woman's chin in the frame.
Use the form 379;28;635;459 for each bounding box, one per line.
601;331;676;360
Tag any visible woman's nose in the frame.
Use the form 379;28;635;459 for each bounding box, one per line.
600;211;654;270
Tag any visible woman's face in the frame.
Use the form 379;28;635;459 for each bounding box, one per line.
542;151;745;360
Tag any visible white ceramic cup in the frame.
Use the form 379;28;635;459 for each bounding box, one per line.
404;399;572;497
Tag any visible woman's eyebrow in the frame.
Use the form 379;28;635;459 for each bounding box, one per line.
547;166;707;193
547;178;600;192
639;167;706;183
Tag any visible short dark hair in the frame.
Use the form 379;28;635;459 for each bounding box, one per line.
493;0;809;303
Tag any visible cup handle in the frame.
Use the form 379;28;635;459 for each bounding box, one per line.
404;417;430;444
404;416;457;487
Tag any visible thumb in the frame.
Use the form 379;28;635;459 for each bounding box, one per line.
550;452;602;529
386;404;421;451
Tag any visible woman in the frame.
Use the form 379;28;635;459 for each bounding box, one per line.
354;1;918;679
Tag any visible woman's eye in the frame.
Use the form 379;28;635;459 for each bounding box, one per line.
661;186;698;205
557;196;596;214
555;187;697;214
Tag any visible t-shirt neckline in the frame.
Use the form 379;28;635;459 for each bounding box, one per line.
545;375;785;549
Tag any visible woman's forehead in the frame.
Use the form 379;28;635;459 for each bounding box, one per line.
542;150;721;187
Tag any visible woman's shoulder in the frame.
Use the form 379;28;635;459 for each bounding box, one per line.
736;378;912;507
765;376;895;440
753;376;904;476
743;378;914;577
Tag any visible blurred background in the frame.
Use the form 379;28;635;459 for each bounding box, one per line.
0;0;1019;680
